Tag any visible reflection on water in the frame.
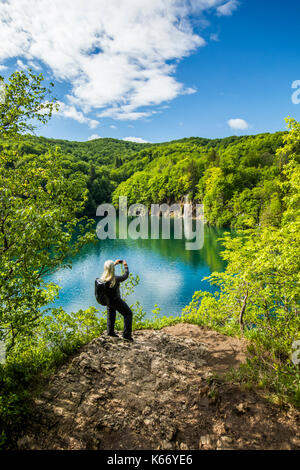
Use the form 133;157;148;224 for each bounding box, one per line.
45;219;230;318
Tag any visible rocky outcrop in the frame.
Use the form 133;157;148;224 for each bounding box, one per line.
16;325;300;450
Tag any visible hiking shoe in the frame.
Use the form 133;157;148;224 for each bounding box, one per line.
123;336;134;342
108;332;119;337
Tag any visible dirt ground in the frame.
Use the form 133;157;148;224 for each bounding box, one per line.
16;324;300;450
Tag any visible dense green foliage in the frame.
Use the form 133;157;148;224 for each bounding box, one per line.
0;134;152;215
0;70;96;447
0;70;57;140
0;148;96;351
0;71;96;353
182;118;300;406
2;128;292;229
113;132;290;229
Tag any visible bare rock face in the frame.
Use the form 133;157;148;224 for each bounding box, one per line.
17;330;208;450
15;325;300;451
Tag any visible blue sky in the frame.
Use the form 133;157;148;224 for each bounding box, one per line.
0;0;300;143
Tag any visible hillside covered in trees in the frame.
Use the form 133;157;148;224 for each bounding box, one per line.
1;129;294;228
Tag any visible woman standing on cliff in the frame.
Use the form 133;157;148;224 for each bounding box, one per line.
99;259;133;341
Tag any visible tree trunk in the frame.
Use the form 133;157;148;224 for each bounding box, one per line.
239;289;248;334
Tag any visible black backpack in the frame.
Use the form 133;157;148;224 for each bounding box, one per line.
95;278;109;306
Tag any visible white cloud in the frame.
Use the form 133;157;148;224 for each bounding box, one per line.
0;65;7;71
88;134;100;140
228;118;250;130
217;0;239;16
110;125;117;129
54;101;99;128
28;60;41;71
0;0;238;122
123;136;150;144
17;59;27;70
17;58;41;71
97;108;152;121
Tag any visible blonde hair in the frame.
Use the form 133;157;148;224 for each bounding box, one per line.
100;259;116;287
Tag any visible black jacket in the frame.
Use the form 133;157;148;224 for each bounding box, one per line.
106;265;129;304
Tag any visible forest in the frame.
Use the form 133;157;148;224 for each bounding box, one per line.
1;127;293;230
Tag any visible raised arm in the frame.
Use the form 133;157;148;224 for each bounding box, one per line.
114;259;129;282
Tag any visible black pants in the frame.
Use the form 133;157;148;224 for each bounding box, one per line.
107;298;133;338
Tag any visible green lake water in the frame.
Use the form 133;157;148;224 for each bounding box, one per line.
45;219;230;318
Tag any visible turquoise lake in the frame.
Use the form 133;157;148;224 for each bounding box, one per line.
45;220;229;318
